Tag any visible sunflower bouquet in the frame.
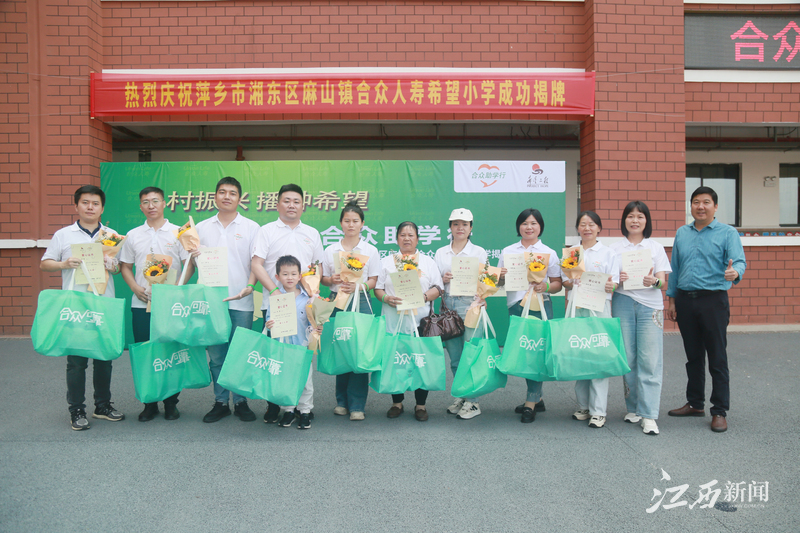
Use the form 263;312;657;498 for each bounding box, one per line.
143;254;173;312
466;263;501;327
95;229;126;258
525;252;550;284
172;216;200;252
306;295;337;354
300;260;322;295
394;253;421;277
340;252;370;281
560;245;585;280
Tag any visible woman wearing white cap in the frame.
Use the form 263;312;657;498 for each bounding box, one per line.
498;208;563;424
434;208;488;419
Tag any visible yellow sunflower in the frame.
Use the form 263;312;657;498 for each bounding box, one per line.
145;265;164;277
529;261;546;272
403;263;417;271
482;278;496;287
346;258;364;269
101;239;117;246
562;257;578;269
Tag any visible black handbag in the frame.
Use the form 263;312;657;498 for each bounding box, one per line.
419;288;465;340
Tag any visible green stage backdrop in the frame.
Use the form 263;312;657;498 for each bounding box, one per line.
100;161;566;346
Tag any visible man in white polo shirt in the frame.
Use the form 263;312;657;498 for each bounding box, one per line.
251;183;324;423
194;177;260;423
41;185;125;431
119;186;189;422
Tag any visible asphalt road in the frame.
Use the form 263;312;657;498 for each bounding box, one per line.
1;333;798;532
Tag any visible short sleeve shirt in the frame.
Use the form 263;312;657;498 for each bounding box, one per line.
498;240;560;308
563;241;620;303
196;213;260;312
118;220;190;309
609;237;671;310
321;239;381;293
41;222;118;298
376;251;444;332
252;219;325;310
433;240;488;296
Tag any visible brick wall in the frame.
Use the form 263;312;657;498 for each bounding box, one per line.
686;82;800;124
580;0;687;239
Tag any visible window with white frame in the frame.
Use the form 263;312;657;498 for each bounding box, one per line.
779;164;800;226
685;164;740;226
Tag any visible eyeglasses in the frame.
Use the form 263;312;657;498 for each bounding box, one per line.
141;200;162;207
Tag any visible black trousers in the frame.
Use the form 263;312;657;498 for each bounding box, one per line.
132;307;179;407
66;356;112;413
675;291;730;416
392;390;428;406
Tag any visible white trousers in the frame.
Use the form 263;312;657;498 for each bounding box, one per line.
574;378;610;416
281;371;314;414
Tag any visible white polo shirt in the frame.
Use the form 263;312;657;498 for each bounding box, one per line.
118;219;189;309
196;213;260;312
41;222;117;297
252;219;325;310
610;237;671;310
322;238;381;293
376;251;444;330
563;240;620;302
498;240;560;308
433;240;488;295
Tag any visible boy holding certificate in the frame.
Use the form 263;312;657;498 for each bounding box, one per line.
40;185;125;430
264;255;320;430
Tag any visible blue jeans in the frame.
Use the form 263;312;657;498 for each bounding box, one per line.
443;294;477;402
208;309;254;405
331;291;372;412
508;298;553;403
612;293;664;419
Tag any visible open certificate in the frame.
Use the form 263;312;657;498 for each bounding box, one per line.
390;270;425;311
269;292;297;339
449;256;479;296
573;271;608;313
621;249;652;291
503;253;528;292
196;247;228;287
70;243;105;288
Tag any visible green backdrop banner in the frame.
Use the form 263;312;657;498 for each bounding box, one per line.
100;160;566;345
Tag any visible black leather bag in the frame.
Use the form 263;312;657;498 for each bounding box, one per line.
419;289;465;341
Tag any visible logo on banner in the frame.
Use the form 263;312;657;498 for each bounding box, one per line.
153;348;191;372
59;308;105;327
454;161;565;193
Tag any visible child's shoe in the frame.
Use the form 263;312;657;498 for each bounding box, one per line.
278;410;296;428
297;412;311;430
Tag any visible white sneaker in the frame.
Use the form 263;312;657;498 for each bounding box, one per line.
641;418;659;435
572;409;590;421
588;415;606;428
350;411;365;421
624;412;642;424
447;398;465;415
456;402;481;420
333;406;349;416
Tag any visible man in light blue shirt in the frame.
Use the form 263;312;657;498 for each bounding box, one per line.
666;186;746;433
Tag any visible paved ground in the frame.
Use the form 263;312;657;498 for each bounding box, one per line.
1;333;798;532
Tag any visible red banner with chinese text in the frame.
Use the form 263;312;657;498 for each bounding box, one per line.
90;71;595;117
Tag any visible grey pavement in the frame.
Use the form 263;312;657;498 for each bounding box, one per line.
1;333;798;533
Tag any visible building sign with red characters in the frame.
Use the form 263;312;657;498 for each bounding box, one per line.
90;69;595;117
686;15;800;70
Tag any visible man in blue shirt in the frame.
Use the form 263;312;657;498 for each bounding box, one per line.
665;186;746;433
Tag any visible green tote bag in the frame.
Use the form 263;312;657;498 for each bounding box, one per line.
217;327;313;406
128;341;211;403
451;307;507;398
31;264;125;361
496;293;554;381
150;284;232;346
318;286;385;375
370;310;446;395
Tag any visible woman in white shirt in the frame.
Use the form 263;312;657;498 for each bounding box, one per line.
610;201;671;436
321;201;381;422
433;208;488;420
561;211;620;429
374;221;444;422
497;208;562;424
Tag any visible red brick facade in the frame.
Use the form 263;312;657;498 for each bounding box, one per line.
1;0;798;334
